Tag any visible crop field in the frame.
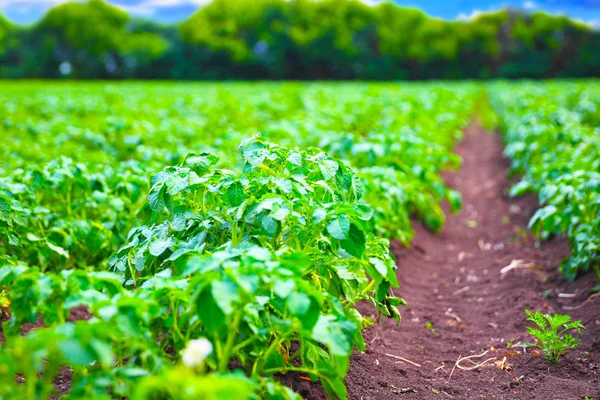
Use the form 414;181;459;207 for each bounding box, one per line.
0;81;598;399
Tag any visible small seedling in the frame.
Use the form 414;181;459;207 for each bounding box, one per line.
523;309;584;364
425;321;439;336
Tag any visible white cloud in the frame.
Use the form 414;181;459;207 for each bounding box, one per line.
0;0;211;14
138;0;210;7
112;0;212;16
357;0;382;6
570;17;600;30
113;3;156;15
457;9;485;21
0;0;64;10
523;1;537;10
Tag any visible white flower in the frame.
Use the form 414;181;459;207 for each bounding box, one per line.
181;338;213;368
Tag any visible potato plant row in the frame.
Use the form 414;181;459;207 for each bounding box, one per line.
489;81;600;284
0;83;477;398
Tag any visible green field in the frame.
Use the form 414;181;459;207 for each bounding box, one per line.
0;81;598;399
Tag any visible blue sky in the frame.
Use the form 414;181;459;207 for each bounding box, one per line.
1;0;599;26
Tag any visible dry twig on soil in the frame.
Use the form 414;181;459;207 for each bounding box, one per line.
390;385;415;394
385;353;422;367
448;351;497;380
453;286;470;296
563;292;600;310
500;259;534;278
445;308;462;322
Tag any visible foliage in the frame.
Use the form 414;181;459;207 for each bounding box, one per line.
0;81;473;243
524;309;585;364
1;1;166;78
0;14;11;53
0;81;473;398
489;81;600;281
111;137;404;321
0;242;364;398
0;158;146;271
1;1;600;79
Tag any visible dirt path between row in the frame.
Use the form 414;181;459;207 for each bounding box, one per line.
294;124;600;399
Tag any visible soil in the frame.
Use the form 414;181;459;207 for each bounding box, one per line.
288;124;600;399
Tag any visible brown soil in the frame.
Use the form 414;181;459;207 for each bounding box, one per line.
289;124;600;399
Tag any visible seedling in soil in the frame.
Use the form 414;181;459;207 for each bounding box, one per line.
523;309;584;364
425;322;439;336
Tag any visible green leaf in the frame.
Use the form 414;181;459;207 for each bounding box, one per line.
149;238;174;257
369;257;388;282
311;315;352;357
273;280;295;298
509;181;531;197
287;292;320;330
211;280;238;315
47;241;70;258
59;339;96;365
270;203;290;221
89;338;115;367
261;214;278;235
321;375;348;400
185;153;219;170
26;233;43;242
446;189;462;213
195;285;226;331
166;174;188;195
273;178;293;194
287;152;302;166
313;208;327;224
319;160;339;181
243;143;269;168
339;224;366;258
327;215;350;240
170;214;186;232
148;184;165;211
529;206;557;230
227;182;245;207
118;367;150;379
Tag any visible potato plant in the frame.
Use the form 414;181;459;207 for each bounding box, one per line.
489;81;600;283
111;136;403;320
0;82;477;398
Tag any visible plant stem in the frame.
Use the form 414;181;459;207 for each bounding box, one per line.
219;310;243;372
251;331;293;378
170;298;185;341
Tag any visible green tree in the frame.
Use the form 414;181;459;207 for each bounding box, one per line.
2;0;600;79
0;13;11;54
34;0;167;78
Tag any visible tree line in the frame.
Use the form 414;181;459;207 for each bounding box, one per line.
1;0;599;80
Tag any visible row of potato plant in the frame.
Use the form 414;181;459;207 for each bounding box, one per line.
0;138;399;398
0;82;477;398
1;82;475;245
488;81;600;284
